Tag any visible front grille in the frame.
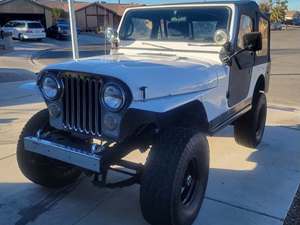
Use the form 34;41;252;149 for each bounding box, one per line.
61;73;102;136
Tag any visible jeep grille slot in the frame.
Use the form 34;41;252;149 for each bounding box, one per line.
62;74;102;136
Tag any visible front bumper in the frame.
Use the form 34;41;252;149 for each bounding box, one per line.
24;136;101;173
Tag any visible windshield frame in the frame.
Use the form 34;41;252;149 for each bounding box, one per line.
119;6;232;44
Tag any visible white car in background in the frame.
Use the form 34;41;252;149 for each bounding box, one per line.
1;20;46;41
271;22;286;30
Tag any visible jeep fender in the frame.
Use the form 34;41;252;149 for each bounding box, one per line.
119;92;210;140
247;62;270;99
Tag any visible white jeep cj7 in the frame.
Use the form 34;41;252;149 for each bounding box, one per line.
17;1;270;225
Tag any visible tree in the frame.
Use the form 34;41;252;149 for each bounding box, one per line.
51;8;68;22
270;5;285;22
259;0;288;22
259;2;271;13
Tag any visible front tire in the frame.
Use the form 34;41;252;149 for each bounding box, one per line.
55;33;61;40
140;128;209;225
17;109;82;188
18;33;24;41
234;92;267;148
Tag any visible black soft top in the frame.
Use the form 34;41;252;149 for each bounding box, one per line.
150;0;258;8
147;1;267;20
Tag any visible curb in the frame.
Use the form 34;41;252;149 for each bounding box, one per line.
268;104;300;113
30;47;55;67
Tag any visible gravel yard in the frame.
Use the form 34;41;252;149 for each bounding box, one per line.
284;185;300;225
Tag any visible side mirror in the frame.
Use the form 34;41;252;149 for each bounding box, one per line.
243;32;262;52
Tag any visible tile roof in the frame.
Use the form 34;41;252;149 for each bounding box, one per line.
286;11;300;18
0;0;51;9
103;3;140;16
35;0;89;11
34;0;140;16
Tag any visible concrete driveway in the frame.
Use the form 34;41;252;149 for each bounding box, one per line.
0;80;299;225
0;34;106;73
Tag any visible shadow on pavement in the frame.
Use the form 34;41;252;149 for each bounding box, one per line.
0;49;42;58
0;79;43;107
0;94;43;108
0;124;299;225
0;68;36;83
0;118;18;124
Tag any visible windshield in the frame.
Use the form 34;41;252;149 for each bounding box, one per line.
119;7;230;43
28;23;43;29
15;22;26;28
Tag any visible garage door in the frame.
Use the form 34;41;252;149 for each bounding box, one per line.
0;13;46;27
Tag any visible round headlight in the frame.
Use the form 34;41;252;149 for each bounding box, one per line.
41;76;60;100
102;83;125;111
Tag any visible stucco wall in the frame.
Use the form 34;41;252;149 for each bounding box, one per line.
86;5;96;15
86;15;97;30
76;9;86;31
45;8;53;28
76;5;120;31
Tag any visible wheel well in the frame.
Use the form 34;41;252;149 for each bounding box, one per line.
157;101;209;131
121;101;209;142
254;75;265;93
253;75;265;101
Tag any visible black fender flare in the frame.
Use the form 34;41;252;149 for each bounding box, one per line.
119;100;209;140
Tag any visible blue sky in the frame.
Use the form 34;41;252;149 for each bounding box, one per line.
94;0;299;10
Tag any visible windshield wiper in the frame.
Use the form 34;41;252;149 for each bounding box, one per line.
142;42;173;50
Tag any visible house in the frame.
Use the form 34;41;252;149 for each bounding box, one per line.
75;2;137;31
285;10;300;23
0;0;53;28
36;0;139;31
0;0;139;30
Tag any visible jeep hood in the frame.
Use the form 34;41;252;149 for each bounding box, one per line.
44;54;223;101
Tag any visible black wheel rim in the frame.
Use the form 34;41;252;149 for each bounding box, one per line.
181;159;198;206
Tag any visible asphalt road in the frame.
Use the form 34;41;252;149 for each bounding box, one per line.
269;27;300;108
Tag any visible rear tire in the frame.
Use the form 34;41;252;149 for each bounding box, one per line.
17;109;82;188
234;92;267;148
140;128;209;225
